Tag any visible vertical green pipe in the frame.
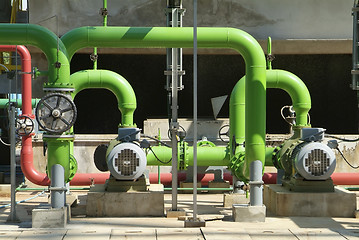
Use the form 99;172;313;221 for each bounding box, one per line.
70;69;137;127
267;37;272;70
103;0;108;27
44;136;73;182
229;69;311;180
93;47;97;70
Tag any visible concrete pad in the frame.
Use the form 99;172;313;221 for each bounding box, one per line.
264;185;356;217
17;230;66;240
111;229;156;240
246;229;297;240
289;228;346;239
180;182;201;193
184;217;206;228
32;206;67;228
166;209;186;218
336;229;359;239
223;193;249;207
86;191;164;217
0;230;22;239
208;181;230;193
63;229;111;240
232;204;266;222
156;228;204;239
0;184;10;196
201;228;251;240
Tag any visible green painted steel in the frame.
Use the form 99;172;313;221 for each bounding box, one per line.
0;24;70;87
229;69;311;181
0;99;40;108
44;136;74;182
147;145;274;168
61;26;267;185
70;70;137;127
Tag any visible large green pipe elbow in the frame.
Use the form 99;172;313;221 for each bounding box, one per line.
0;24;70;86
70;70;137;127
266;70;311;127
229;69;311;181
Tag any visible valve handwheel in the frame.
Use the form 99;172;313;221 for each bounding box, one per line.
16;115;34;136
35;93;77;134
218;124;229;142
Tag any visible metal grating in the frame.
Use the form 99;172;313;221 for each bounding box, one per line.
304;149;330;176
114;149;140;176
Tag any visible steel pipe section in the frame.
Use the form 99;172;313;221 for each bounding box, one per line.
229;69;311;181
70;70;137;127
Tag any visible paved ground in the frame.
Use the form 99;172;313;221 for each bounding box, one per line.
0;191;358;239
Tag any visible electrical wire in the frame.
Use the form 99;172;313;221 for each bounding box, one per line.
325;134;359;142
336;147;359;169
148;146;171;164
0;190;46;209
141;134;171;148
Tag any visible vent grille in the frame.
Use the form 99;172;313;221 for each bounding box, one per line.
304;149;330;176
114;149;139;176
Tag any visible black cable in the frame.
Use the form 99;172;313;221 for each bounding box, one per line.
325;134;359;142
141;134;171;148
149;146;172;164
336;147;359;169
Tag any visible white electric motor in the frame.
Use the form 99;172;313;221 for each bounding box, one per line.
106;142;147;180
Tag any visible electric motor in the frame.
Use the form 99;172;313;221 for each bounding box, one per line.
293;142;336;180
106;142;147;180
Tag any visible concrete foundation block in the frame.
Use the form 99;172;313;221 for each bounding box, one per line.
264;184;356;217
208;181;230;193
180;182;201;193
166;209;186;218
86;190;164;217
0;184;10;196
223;193;249;207
32;206;67;228
184;217;206;228
232;204;266;222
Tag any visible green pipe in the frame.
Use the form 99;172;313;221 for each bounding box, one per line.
147;146;274;167
44;135;74;182
0;24;70;87
93;47;97;70
229;69;311;181
16;187;89;191
70;69;137;127
103;0;108;27
164;188;233;191
0;98;41;108
61;26;267;185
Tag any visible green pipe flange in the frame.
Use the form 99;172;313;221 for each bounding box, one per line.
178;141;189;170
197;140;216;147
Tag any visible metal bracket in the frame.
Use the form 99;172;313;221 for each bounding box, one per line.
266;54;275;62
54;62;61;68
90;53;98;62
49;187;67;191
164;70;185;76
351;70;359;75
18;71;32;75
353;7;359;12
100;8;108;16
164;8;186;16
248;180;264;186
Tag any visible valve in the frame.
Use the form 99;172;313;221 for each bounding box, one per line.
35;93;77;134
15;115;34;136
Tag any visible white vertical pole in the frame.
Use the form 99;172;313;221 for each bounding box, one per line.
193;0;198;220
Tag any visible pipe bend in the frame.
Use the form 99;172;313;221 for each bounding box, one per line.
71;69;137;127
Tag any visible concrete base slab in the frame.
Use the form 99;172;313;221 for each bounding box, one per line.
232;204;266;222
32;205;67;228
180;182;201;193
86;185;164;217
264;184;356;217
184;217;206;228
166;209;186;218
208;181;230;193
223;193;249;207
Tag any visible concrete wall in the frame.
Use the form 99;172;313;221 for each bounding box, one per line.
29;0;353;40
